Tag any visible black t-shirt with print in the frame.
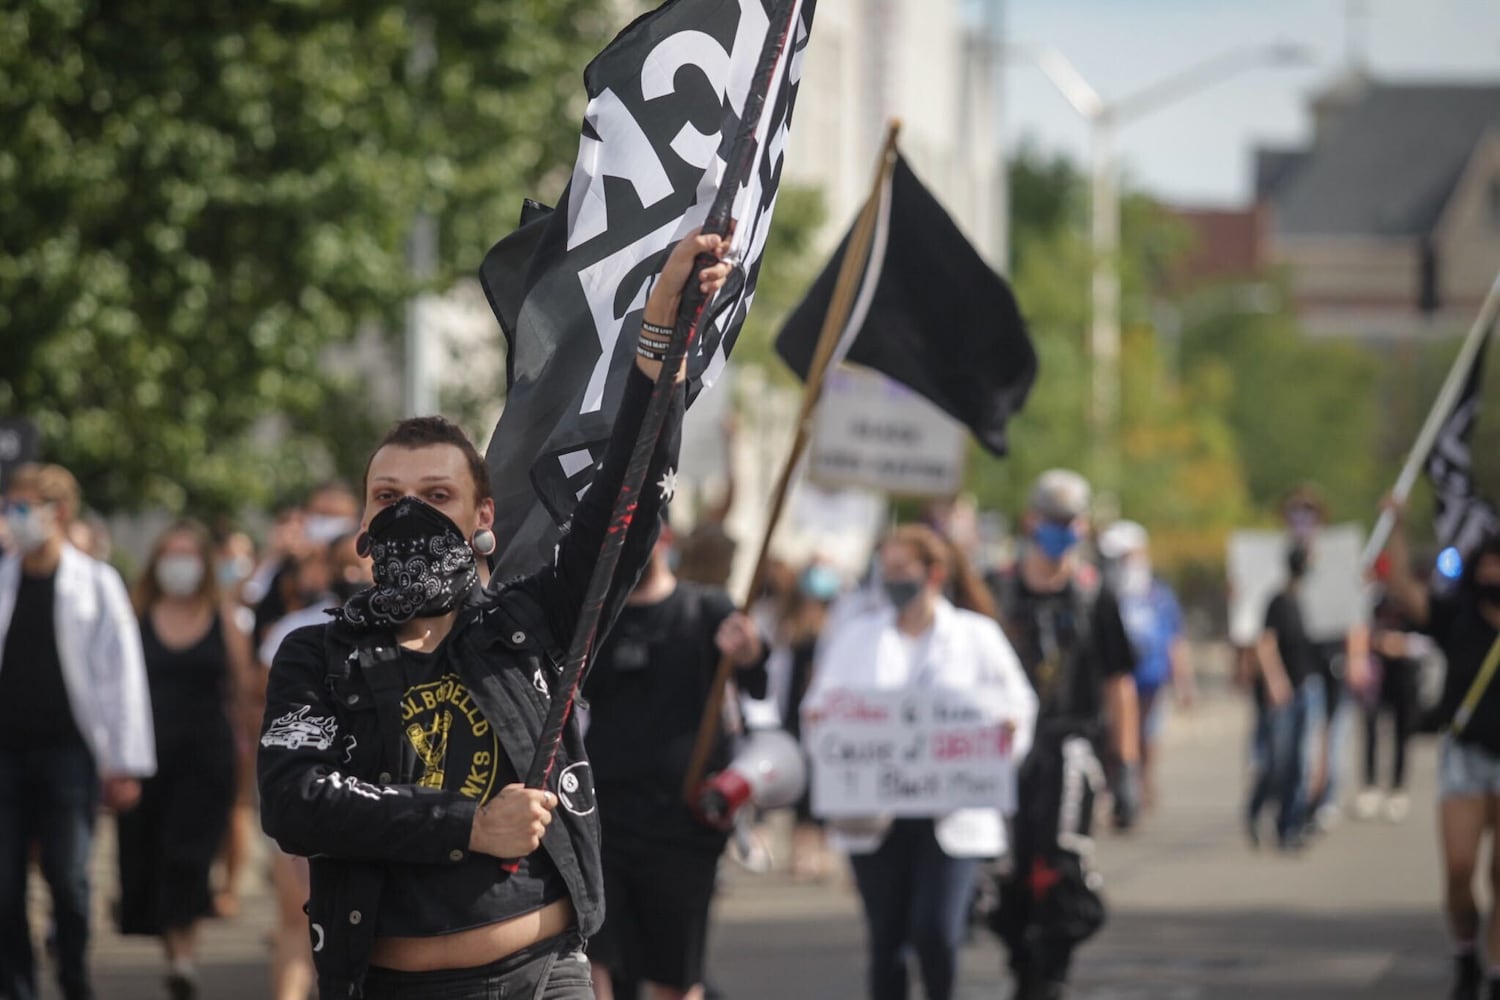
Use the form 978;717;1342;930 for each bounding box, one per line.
375;643;566;937
1263;591;1320;689
1424;588;1500;756
999;573;1135;726
583;582;768;852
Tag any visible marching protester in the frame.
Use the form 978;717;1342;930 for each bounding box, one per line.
255;531;373;1000
1245;543;1323;851
0;463;156;1000
211;524;259;920
1281;487;1366;834
1354;557;1425;824
806;523;1037;1000
581;517;768;1000
992;470;1137;1000
1381;502;1500;1000
115;520;255;999
257;231;727;999
781;559;841;882
1098;521;1194;812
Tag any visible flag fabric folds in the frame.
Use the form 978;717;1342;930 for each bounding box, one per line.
1426;329;1497;560
774;154;1037;456
481;0;816;577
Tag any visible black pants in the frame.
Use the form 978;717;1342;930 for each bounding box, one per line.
0;745;98;1000
1363;657;1417;791
362;931;594;1000
995;726;1107;999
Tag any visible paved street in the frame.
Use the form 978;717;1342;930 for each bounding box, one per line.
709;680;1450;999
34;676;1449;999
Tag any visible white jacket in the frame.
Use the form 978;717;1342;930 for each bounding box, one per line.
0;544;155;776
805;597;1037;858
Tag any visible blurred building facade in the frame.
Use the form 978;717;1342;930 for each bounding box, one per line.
1255;74;1500;340
783;0;1007;267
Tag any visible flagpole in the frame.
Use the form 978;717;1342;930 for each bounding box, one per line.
508;0;808;869
681;120;904;805
1363;267;1500;570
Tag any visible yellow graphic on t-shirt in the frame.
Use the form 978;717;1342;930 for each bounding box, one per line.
400;673;500;801
406;714;453;788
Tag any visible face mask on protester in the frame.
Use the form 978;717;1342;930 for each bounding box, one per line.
155;554;205;597
337;497;478;629
6;502;57;555
1033;521;1080;562
216;555;253;589
882;577;925;612
1118;558;1152;598
800;564;841;602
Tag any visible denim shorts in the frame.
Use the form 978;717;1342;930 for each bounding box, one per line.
1439;737;1500;800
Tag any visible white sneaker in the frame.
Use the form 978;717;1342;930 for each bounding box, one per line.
1314;802;1341;832
1353;787;1383;821
1384;792;1411;824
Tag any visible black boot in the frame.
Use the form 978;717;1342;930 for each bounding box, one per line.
1452;952;1480;1000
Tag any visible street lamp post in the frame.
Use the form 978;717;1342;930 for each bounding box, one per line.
1018;42;1311;504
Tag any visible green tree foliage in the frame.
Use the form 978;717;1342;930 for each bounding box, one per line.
968;145;1396;573
1177;289;1382;526
0;0;607;516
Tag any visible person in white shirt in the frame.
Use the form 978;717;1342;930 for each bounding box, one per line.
0;463;155;1000
804;524;1037;1000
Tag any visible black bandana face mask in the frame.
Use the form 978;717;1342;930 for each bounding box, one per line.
336;497;479;629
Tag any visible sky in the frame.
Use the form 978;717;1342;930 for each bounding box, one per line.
998;0;1500;206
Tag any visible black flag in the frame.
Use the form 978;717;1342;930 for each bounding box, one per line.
482;0;816;577
1426;330;1497;559
774;154;1037;455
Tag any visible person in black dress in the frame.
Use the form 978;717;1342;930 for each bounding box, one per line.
116;521;254;999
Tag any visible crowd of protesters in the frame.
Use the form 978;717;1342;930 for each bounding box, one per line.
0;461;374;1000
0;455;1187;1000
4;447;1493;1000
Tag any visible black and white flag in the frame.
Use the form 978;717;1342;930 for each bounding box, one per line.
774;154;1037;456
481;0;816;577
1427;330;1497;559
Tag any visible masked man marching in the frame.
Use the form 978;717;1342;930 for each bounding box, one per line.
992;470;1140;1000
258;233;732;1000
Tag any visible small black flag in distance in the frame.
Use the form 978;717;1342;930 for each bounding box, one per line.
776;154;1037;456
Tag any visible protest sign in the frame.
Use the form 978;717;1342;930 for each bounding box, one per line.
802;686;1019;817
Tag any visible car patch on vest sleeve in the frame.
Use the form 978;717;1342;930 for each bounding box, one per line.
261;706;338;751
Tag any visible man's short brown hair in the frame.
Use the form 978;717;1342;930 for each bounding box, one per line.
362;417;492;503
7;463;82;522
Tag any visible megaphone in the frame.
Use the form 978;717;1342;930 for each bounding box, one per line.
693;729;807;831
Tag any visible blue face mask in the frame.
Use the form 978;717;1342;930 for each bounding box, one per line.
799;565;841;602
1033;522;1079;562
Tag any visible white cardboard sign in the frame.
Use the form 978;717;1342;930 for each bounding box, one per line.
802;687;1019;818
1227;523;1370;646
809;366;967;497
